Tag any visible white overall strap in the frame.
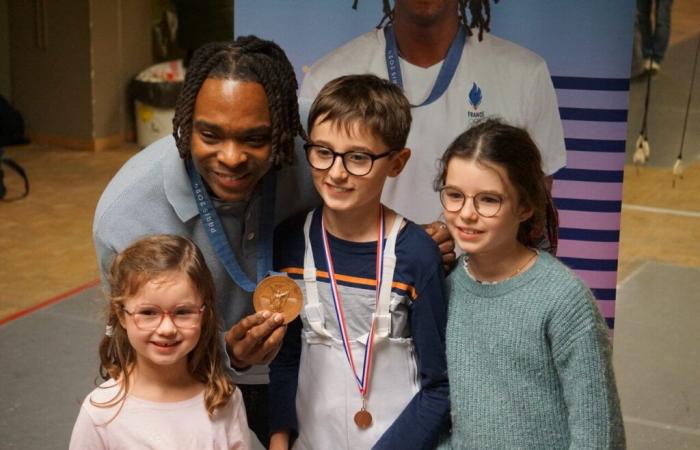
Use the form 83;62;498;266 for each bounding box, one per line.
373;214;403;338
303;210;334;338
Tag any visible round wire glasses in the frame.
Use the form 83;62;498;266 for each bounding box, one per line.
438;185;504;218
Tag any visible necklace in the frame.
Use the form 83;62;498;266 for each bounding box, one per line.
464;249;538;284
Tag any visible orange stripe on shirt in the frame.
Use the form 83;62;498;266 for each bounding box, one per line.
280;266;418;300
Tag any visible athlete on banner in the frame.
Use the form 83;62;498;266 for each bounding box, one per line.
300;0;567;226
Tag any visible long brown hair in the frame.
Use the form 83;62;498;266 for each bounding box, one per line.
434;118;558;254
94;234;233;418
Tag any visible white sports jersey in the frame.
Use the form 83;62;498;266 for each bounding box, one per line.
300;29;566;225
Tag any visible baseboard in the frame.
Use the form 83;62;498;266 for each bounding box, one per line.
27;131;132;151
94;133;127;151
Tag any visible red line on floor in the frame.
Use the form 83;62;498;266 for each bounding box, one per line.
0;278;102;326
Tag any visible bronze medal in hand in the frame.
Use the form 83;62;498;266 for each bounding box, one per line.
253;275;302;324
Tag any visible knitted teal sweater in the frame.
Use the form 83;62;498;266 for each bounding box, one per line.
441;252;625;449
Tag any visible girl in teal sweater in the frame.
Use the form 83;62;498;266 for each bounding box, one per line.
435;119;625;449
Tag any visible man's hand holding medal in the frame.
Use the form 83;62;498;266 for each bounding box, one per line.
224;275;302;369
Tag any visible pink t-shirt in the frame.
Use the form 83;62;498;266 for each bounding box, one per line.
69;379;250;450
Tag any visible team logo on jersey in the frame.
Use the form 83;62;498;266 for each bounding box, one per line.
467;82;486;119
468;82;482;109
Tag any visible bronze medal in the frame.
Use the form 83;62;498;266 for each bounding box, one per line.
253;275;303;324
354;409;373;429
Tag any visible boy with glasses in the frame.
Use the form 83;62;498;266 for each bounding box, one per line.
268;74;449;450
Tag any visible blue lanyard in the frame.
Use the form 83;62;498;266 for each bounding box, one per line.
383;24;466;108
186;159;276;293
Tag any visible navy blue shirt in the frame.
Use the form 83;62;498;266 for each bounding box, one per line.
269;209;450;450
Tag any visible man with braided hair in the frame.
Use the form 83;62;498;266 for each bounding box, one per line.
301;0;566;226
93;36;319;446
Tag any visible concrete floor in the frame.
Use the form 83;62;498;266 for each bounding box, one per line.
0;287;102;449
614;263;700;449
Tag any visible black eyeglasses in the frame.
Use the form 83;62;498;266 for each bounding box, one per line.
438;185;504;218
303;143;396;176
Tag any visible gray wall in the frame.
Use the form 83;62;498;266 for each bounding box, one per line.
9;0;93;139
90;0;152;140
8;0;152;148
0;0;11;100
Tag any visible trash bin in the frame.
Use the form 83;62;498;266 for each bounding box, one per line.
130;60;185;147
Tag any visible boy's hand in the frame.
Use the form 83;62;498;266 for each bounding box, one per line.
269;431;290;450
424;221;456;272
225;311;286;370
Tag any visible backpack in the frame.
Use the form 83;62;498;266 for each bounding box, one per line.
0;95;29;200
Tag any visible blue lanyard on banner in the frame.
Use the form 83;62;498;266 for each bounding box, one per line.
383;24;466;108
186;159;276;293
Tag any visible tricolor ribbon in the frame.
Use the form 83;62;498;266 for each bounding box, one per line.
320;206;385;397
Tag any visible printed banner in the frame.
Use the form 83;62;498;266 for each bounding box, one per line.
236;0;636;329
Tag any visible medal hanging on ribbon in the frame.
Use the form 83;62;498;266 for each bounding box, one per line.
383;23;466;108
320;206;386;429
186;158;276;292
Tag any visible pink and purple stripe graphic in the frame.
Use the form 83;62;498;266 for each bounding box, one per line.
551;76;629;329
